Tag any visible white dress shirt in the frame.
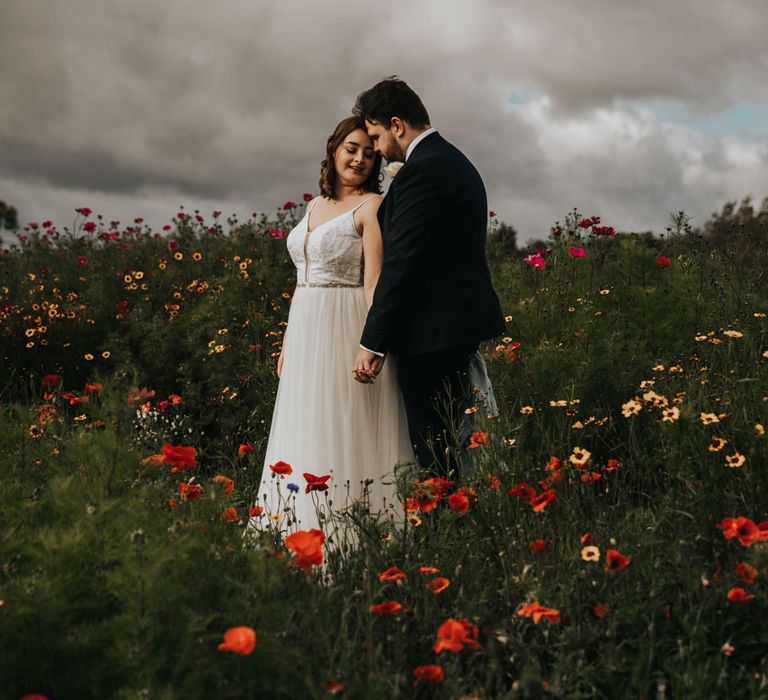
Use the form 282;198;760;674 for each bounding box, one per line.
359;127;438;359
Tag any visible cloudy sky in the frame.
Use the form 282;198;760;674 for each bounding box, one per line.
2;0;768;244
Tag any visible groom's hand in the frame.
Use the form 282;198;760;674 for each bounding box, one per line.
353;349;385;384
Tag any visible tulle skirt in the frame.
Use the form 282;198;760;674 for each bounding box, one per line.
249;286;414;541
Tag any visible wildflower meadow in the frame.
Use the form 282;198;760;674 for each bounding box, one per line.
0;199;766;699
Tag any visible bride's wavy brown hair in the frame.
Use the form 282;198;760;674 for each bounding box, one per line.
319;116;382;199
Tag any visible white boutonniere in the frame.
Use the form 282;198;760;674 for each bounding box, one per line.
383;161;404;179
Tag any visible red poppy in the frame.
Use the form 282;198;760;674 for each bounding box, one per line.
369;600;402;615
529;489;557;512
468;431;489;448
217;626;256;655
221;507;238;522
283;201;297;210
528;539;545;554
319;680;344;694
580;532;593;545
161;444;197;471
248;505;264;517
238;441;257;456
303;472;331;493
412;665;444;685
486;473;501;489
655;255;670;268
508;482;536;503
269;460;292;478
433;618;481;653
593;603;610;618
178;482;203;501
718;517;759;546
379;566;407;582
20;695;49;700
425;577;451;594
727;587;754;603
580;472;602;483
41;374;60;388
604;549;631;573
303;193;314;202
284;529;324;570
448;492;470;513
735;563;758;585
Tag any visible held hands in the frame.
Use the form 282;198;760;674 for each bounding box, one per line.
352;348;386;384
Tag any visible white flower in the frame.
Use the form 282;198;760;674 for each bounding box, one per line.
383;161;404;179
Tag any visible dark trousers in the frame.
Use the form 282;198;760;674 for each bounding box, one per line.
396;344;478;480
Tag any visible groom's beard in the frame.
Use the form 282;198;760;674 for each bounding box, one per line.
386;143;407;164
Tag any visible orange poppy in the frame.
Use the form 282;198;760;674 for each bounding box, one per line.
369;600;402;615
419;566;440;575
604;549;631;573
248;505;264;518
425;577;451;594
379;566;407;583
433;618;481;653
178;482;203;501
284;528;324;570
486;473;501;489
217;626;256;655
238;442;257;456
528;539;545;554
593;603;610;618
213;475;235;496
516;601;560;624
412;665;444;685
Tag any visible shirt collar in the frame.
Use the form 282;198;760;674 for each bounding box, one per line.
405;127;437;161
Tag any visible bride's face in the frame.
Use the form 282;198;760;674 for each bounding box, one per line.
333;129;376;188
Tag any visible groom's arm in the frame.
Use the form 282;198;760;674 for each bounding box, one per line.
360;162;439;354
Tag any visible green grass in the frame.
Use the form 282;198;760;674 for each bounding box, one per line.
0;207;767;699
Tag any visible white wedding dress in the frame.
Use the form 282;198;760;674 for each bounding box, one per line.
248;196;415;541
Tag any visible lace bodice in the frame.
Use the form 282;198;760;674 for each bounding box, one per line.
286;200;369;287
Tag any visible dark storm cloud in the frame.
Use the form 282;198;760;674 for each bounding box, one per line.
1;0;768;241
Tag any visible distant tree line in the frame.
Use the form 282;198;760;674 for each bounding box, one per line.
0;201;18;230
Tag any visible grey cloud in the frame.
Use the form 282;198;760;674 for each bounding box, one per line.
1;0;768;243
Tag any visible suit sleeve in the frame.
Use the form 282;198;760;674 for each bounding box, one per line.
360;162;439;353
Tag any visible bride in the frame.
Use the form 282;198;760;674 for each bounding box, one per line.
247;116;415;541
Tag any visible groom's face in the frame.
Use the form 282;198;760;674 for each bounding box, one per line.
365;119;406;163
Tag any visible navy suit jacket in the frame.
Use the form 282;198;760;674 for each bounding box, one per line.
360;132;505;356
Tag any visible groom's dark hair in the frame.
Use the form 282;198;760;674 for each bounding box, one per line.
353;76;430;130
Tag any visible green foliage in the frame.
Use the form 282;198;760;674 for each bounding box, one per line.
1;204;767;698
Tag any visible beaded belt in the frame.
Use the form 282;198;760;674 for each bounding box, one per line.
296;282;363;288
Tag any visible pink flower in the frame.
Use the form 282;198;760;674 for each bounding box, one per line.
29;222;39;230
269;228;285;239
83;221;97;233
162;224;172;231
76;207;92;217
303;193;314;202
177;211;187;220
167;239;179;250
212;210;222;218
655;255;670;268
78;256;88;265
569;246;586;258
42;219;53;228
578;218;592;228
283;201;297;210
207;226;217;234
134;217;144;224
524;253;545;270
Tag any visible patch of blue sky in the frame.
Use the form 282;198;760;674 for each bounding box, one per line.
635;99;768;138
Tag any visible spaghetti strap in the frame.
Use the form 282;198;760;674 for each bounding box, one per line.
351;195;379;213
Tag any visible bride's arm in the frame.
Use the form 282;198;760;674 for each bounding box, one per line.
359;196;384;309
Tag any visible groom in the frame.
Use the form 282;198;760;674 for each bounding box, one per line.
352;76;505;480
